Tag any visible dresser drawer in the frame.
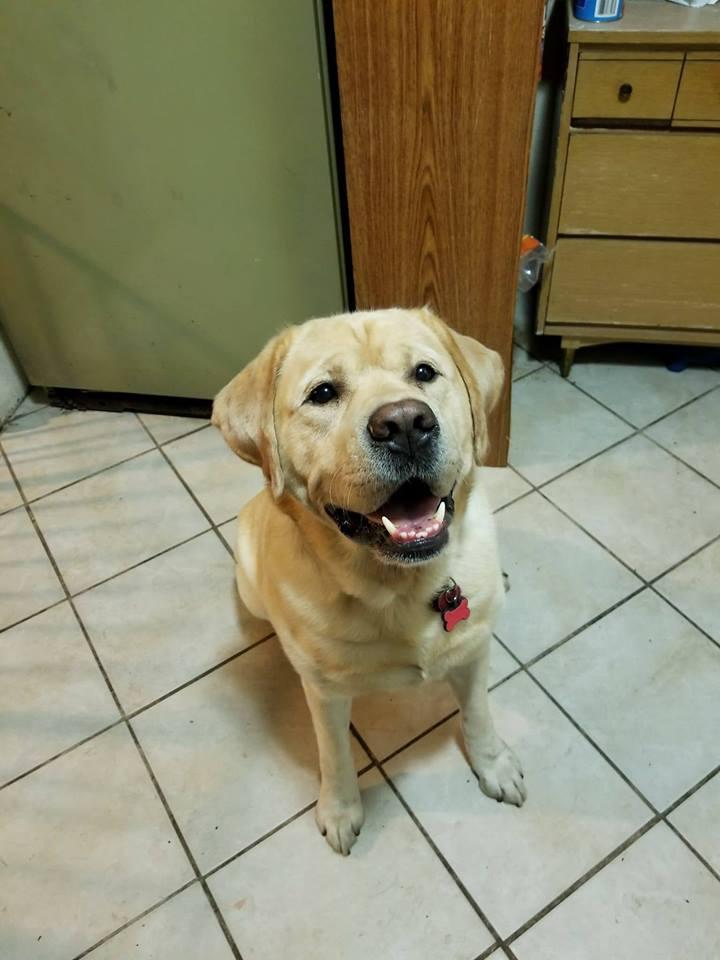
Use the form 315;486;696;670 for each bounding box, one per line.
573;59;682;121
548;239;720;332
560;132;720;239
675;61;720;122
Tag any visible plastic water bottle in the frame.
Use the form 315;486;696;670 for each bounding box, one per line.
573;0;624;22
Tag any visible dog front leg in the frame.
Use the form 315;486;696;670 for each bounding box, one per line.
302;681;364;855
448;648;527;807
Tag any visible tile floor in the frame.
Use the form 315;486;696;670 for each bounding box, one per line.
2;348;720;960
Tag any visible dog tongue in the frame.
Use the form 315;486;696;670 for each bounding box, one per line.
382;490;440;524
373;489;443;543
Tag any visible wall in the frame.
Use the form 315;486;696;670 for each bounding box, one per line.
0;325;26;423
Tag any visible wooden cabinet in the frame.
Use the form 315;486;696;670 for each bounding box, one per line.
332;0;544;465
538;0;720;375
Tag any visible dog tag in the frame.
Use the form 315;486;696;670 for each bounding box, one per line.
433;580;471;632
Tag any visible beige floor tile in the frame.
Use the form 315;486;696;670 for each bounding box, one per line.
138;413;209;446
646;387;720;486
668;772;720;875
0;454;21;513
385;673;649;936
32;450;208;594
86;885;234;960
496;493;641;661
480;466;532;512
512;345;543;380
164;427;265;524
655;539;720;643
569;357;720;428
353;640;519;761
2;407;152;501
513;824;720;960
0;506;64;630
509;368;632;487
544;435;720;580
0;725;193;960
0;603;118;785
76;532;270;713
132;638;368;872
9;389;47;420
209;768;493;960
533;591;720;809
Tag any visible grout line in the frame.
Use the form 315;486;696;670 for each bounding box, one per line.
647;583;720;655
529;429;636;493
664;818;720;885
503;816;661;948
203;801;320;880
523;664;657;812
0;633;275;794
0;420;212;520
640;380;720;432
203;751;378;881
0;718;124;793
535;487;646;581
648;531;720;587
0;596;67;637
642;429;720;495
375;664;523;767
9;445;156;510
5;400;50;424
662;762;720;818
491;487;535;516
520;662;720;888
508;584;647;674
512;363;546;384
68;526;214;599
350;724;515;954
69;879;198;960
134;414;236;560
125;632;275;720
473;943;508;960
125;719;245;960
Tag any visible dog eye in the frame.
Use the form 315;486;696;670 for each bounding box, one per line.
306;382;338;405
415;363;437;383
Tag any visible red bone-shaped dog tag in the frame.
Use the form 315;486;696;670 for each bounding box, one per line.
432;581;471;632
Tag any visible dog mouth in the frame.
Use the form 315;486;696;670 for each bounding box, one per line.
325;478;454;562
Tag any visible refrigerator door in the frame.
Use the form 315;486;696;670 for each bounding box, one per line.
0;1;345;397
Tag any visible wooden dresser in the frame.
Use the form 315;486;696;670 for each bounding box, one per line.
538;0;720;375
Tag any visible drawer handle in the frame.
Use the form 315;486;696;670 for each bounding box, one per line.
618;83;633;104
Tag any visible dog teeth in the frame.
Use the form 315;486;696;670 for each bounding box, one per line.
433;501;446;524
381;516;398;536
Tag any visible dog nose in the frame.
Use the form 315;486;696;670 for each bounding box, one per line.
367;399;438;455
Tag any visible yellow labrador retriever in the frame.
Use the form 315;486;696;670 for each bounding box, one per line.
212;307;525;855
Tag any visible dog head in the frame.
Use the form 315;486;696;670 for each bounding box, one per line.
212;307;503;565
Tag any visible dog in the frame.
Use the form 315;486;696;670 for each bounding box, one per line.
212;307;525;855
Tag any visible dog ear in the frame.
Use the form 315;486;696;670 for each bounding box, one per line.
420;307;504;465
212;330;290;498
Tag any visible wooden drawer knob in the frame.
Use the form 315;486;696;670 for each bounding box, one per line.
618;83;633;103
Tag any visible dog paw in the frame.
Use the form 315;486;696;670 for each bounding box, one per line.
315;794;364;856
473;743;526;807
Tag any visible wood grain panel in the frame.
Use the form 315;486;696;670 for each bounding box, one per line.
548;238;720;332
560;132;720;239
675;61;720;121
573;60;681;120
331;0;543;465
